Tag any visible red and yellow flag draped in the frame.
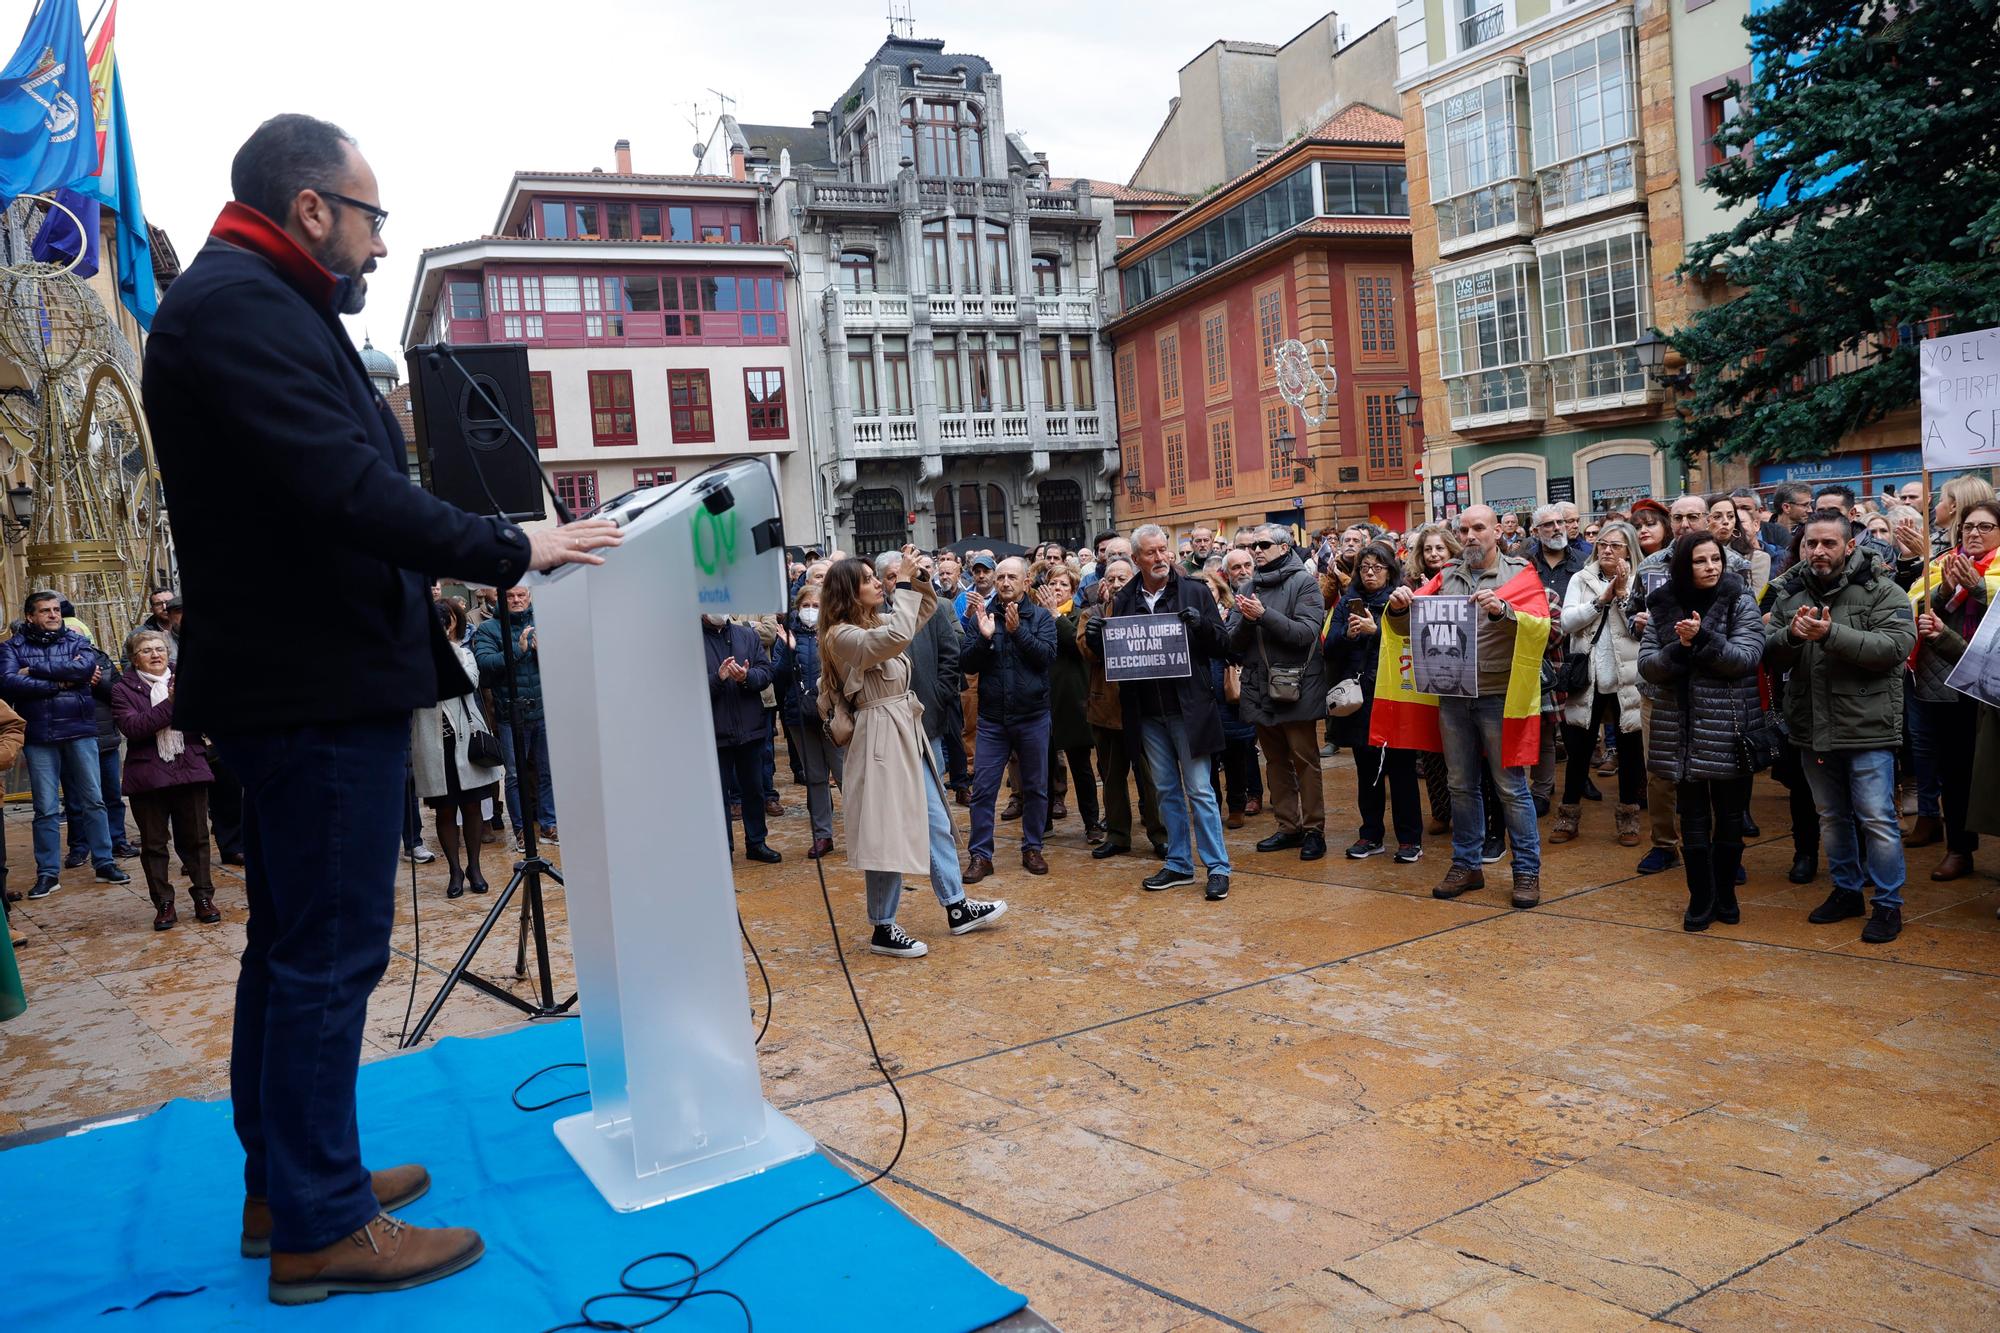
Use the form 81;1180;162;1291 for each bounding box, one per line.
1368;566;1551;766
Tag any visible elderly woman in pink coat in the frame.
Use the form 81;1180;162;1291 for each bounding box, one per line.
817;549;1006;960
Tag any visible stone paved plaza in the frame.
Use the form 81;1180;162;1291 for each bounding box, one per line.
5;772;2000;1331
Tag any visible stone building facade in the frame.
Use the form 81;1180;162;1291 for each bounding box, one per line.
1397;0;1695;522
760;36;1121;554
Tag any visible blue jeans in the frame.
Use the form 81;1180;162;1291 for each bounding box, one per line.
1438;694;1542;875
27;739;112;876
67;744;126;850
497;716;556;832
968;713;1051;860
1906;690;1942;819
1801;747;1905;908
865;739;966;924
215;716;408;1253
1138;715;1232;877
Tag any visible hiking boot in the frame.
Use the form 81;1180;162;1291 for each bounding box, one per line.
1548;804;1581;844
1807;887;1866;924
1635;847;1678;875
1300;831;1327;861
963;855;994;884
1903;815;1942;848
244;1165;431;1258
266;1212;482;1305
1204;873;1230;901
1432;864;1484;900
1256;830;1305;852
1142;867;1195;891
1510;872;1541;909
869;921;928;958
1614;803;1642;847
947;898;1007;935
1860;903;1903;944
1021;848;1048;875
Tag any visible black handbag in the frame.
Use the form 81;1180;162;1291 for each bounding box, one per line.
469;727;504;768
1554;610;1612;697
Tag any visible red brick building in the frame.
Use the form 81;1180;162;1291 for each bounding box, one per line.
1108;104;1425;539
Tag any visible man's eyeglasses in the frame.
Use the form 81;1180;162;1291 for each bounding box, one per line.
313;188;388;235
1248;540;1280;551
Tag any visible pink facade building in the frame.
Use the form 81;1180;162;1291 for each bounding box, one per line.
401;144;810;526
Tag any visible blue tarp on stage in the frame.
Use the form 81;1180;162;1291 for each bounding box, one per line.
3;1020;1026;1331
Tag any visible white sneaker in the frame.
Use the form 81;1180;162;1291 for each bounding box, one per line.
405;844;437;865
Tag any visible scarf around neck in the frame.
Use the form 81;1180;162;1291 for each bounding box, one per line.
137;668;185;763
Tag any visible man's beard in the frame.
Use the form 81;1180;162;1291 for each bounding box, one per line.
309;237;372;314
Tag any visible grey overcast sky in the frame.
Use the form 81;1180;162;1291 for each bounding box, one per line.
101;0;1394;359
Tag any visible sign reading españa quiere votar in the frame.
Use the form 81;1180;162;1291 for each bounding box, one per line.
1102;613;1193;682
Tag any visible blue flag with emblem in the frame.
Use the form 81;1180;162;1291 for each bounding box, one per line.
0;0;97;205
79;13;153;331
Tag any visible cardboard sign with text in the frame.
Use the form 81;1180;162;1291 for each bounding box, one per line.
1103;613;1193;682
1410;595;1479;698
1922;325;2000;471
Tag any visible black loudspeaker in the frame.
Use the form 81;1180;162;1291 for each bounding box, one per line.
405;342;548;522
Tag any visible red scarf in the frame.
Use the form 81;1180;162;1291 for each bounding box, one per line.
208;201;337;310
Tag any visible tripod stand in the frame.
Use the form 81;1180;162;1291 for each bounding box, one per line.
402;594;576;1048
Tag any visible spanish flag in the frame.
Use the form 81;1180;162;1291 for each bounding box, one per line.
1368;566;1551;766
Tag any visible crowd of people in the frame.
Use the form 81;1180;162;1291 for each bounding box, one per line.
702;473;1989;955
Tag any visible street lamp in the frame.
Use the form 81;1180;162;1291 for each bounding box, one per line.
1392;386;1421;421
1122;466;1154;502
1276;427;1314;484
2;482;34;543
1634;328;1692;390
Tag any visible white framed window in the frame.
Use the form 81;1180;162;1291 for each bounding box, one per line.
1434;247;1543;429
541;275;582;313
1423;64;1534;252
1527;17;1640;222
1537;221;1653;414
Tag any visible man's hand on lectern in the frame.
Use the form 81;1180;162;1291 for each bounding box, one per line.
528;517;624;572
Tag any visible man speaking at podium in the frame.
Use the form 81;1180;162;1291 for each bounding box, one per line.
142;114;621;1304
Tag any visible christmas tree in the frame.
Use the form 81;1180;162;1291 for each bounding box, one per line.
1671;0;2000;464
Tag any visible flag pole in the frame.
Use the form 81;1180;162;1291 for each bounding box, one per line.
84;0;108;40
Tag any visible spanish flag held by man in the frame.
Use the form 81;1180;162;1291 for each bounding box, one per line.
1373;504;1551;910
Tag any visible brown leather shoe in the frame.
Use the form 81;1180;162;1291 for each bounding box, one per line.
190;889;222;924
1021;848;1048;875
1432;864;1484;899
1511;872;1542;909
1904;815;1943;848
963;854;994;884
1000;797;1024;821
1244;798;1262;816
243;1164;431;1259
268;1212;483;1305
1225;810;1245;829
1931;851;1974;882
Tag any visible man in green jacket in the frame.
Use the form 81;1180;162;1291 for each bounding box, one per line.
1763;513;1917;943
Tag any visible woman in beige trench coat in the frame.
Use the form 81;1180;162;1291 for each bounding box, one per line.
819;552;1007;958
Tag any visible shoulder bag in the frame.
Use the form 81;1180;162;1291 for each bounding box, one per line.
1255;574;1312;704
816;641;857;747
1554;607;1612;698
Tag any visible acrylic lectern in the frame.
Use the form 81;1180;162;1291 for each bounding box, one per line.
530;459;815;1211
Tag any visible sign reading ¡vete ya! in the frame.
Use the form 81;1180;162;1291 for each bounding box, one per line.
1921;325;2000;471
1102;613;1192;682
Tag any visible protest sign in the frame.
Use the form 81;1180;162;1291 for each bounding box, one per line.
1945;601;2000;709
1921;325;2000;471
1410;595;1478;698
1103;613;1192;682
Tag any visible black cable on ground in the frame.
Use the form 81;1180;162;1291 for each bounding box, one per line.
522;854;909;1333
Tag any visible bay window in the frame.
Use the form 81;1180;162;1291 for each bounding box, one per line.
1528;22;1640;220
1538;223;1652;411
1424;67;1534;250
1434;250;1542;427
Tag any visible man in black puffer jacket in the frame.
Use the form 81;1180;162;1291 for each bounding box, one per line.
704;615;779;863
961;556;1058;881
1228;524;1329;861
0;592;132;897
